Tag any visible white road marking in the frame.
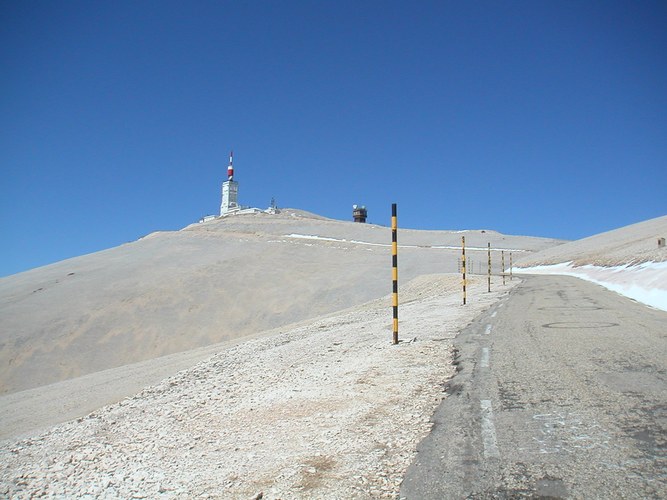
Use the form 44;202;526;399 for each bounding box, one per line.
484;324;492;335
480;399;500;458
481;347;490;368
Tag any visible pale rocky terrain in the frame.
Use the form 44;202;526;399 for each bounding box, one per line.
2;209;663;498
0;209;559;395
1;275;512;499
514;214;667;267
0;209;555;498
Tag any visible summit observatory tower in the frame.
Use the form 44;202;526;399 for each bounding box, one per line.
220;151;239;215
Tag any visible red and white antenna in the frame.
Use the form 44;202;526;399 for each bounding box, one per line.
227;151;234;181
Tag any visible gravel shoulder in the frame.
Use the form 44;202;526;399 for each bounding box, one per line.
0;275;513;499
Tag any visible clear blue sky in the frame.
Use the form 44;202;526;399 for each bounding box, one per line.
2;0;666;277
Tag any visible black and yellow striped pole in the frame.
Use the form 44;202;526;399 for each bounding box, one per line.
391;203;399;345
487;242;491;293
501;250;506;286
462;236;467;305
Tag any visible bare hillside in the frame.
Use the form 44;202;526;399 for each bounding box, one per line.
0;209;561;394
1;275;512;497
515;215;667;268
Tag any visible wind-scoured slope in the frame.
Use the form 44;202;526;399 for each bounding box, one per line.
0;209;561;394
515;215;667;267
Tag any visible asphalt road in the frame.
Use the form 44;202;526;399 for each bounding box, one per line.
401;275;667;499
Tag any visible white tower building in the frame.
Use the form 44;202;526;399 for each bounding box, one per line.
220;151;239;215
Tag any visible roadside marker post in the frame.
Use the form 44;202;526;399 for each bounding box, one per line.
391;203;399;345
487;242;491;293
510;252;513;281
501;251;506;286
462;236;467;305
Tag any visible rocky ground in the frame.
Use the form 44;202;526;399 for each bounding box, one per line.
0;275;513;499
0;209;557;395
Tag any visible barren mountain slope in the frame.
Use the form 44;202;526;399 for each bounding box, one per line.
1;275;513;498
0;209;561;394
515;215;667;267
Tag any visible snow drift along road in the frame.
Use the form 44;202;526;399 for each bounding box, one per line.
514;215;667;311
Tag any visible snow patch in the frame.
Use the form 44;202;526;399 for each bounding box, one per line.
515;261;667;312
431;245;526;252
285;234;527;252
285;234;393;248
